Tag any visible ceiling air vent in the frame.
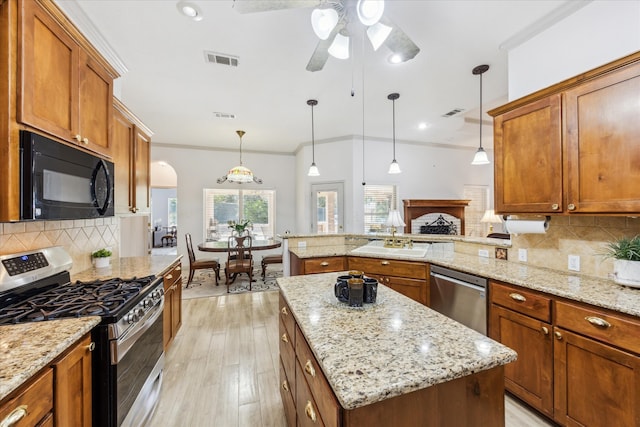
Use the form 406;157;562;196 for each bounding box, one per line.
204;51;239;67
214;112;236;119
442;108;464;117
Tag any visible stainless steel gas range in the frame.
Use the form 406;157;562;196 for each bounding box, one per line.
0;246;164;427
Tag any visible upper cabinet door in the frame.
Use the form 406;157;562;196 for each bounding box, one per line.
493;95;563;214
565;63;640;214
20;0;79;140
133;128;151;213
78;51;113;156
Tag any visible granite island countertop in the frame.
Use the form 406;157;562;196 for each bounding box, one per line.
277;272;517;410
289;244;640;319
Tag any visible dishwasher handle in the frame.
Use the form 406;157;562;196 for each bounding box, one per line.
430;272;486;292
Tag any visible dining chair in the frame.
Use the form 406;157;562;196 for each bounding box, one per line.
261;252;282;280
185;233;220;288
225;235;253;292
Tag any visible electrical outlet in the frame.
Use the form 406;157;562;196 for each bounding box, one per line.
478;249;489;258
518;248;528;262
568;255;580;271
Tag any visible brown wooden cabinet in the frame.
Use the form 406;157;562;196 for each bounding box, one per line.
163;261;182;350
279;295;297;427
52;333;93;427
290;254;346;275
113;98;152;214
19;0;116;158
490;51;640;215
348;256;429;305
0;367;53;427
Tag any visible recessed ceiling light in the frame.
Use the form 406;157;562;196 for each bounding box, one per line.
418;122;430;130
177;1;203;21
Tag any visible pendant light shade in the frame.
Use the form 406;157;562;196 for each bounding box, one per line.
387;92;401;174
328;32;350;59
471;64;490;165
366;22;392;51
311;8;339;40
217;130;262;184
307;99;320;177
356;0;385;26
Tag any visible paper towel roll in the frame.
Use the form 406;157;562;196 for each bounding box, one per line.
504;219;548;234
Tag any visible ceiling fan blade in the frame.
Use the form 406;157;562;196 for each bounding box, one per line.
306;22;343;72
233;0;319;14
379;16;420;61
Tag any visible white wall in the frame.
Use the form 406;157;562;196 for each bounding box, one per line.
508;0;640;99
151;145;296;257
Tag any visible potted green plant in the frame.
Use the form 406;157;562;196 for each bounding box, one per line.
228;219;252;236
92;248;112;268
603;235;640;287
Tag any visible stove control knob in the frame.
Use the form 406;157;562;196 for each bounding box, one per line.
143;299;152;308
152;289;163;299
137;308;146;318
126;312;139;324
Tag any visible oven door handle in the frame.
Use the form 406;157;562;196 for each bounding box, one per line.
111;299;164;365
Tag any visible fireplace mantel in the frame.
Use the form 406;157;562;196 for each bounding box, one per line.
402;199;470;235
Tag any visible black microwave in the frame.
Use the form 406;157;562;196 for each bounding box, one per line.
20;131;114;220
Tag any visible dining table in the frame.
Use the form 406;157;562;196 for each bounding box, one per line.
197;238;282;253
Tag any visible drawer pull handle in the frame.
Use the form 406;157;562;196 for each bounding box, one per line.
87;341;96;352
551;203;559;210
175;266;181;271
381;261;390;266
281;380;289;392
0;405;28;427
568;203;576;211
305;401;317;422
166;274;173;280
281;334;289;343
82;137;89;144
509;293;526;302
554;331;563;340
304;360;316;378
585;316;611;328
541;326;549;335
320;262;329;267
281;307;288;316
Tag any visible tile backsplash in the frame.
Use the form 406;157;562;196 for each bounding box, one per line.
0;218;120;274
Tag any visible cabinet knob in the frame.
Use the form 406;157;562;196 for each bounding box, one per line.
381;261;390;266
82;137;89;144
74;134;82;142
281;307;288;316
585;316;611;328
281;333;288;343
509;293;526;302
87;341;96;352
305;401;317;422
166;274;173;280
0;405;28;427
541;326;549;335
304;360;316;378
175;266;181;272
568;203;576;211
320;262;329;267
554;331;563;340
281;380;289;392
551;203;559;210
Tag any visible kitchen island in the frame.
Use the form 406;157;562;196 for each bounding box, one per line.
278;272;517;426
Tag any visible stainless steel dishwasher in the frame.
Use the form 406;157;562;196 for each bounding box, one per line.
429;265;488;335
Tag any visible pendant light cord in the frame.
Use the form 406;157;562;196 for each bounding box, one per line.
479;72;483;149
392;98;396;160
362;30;366;185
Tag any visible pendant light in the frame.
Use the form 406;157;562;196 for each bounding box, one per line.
307;99;320;176
471;64;490;165
387;92;401;174
217;130;262;184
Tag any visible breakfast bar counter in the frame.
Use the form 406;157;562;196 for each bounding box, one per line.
277;272;517;426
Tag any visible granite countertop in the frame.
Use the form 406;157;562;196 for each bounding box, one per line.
0;255;182;403
0;317;100;401
289;244;640;319
278;272;517;410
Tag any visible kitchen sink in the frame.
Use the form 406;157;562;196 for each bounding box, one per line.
350;244;429;258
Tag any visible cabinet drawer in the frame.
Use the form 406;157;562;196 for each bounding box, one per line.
279;361;296;427
280;320;296;387
555;300;640;354
349;257;427;279
303;257;345;274
490;281;551;322
0;368;53;427
296;361;326;427
279;293;295;340
163;263;182;290
295;325;340;427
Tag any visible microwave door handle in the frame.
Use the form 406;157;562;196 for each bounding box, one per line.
92;159;112;215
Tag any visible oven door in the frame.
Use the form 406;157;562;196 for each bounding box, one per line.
20;130;114;220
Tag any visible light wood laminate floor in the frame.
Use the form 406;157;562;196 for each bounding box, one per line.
149;291;556;427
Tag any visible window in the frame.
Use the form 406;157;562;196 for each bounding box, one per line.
203;189;275;241
167;198;177;226
463;185;490;237
363;185;397;234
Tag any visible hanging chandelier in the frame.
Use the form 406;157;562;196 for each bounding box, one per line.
217;130;262;184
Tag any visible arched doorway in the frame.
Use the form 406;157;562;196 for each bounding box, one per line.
150;161;178;255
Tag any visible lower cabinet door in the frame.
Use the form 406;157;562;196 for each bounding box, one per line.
279;360;296;427
296;361;326;427
490;304;554;418
553;327;640;427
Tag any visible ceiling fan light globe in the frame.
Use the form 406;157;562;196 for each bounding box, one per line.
366;22;392;51
311;8;338;40
328;33;350;59
357;0;385;26
471;147;490;165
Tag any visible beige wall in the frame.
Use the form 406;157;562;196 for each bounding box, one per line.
0;217;120;275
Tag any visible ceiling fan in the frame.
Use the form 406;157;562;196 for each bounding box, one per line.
233;0;420;72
